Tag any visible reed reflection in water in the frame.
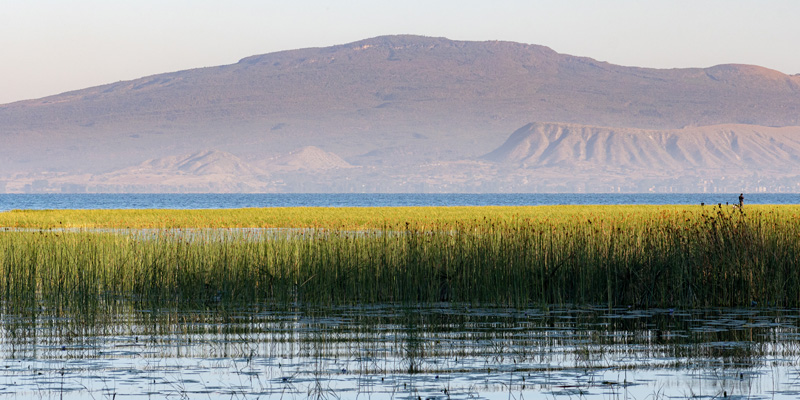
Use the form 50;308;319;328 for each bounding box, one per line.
2;304;800;399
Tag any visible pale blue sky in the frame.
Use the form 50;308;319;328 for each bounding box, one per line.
1;0;798;104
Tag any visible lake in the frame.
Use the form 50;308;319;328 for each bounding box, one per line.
1;192;798;211
4;304;800;399
3;193;800;398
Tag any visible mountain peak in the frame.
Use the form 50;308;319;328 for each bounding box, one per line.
134;150;262;176
3;35;800;191
236;35;560;67
266;146;352;171
346;34;451;48
705;64;796;88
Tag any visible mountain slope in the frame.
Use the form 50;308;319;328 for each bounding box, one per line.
262;146;352;171
54;150;270;193
7;122;800;193
483;122;800;173
127;150;264;176
1;35;799;175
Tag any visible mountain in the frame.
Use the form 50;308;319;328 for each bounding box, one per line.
127;150;264;176
262;146;353;171
477;122;800;193
58;150;269;193
483;122;800;172
1;35;799;193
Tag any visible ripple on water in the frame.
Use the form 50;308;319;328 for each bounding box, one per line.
2;305;800;399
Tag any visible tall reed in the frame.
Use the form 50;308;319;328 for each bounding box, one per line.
2;205;800;310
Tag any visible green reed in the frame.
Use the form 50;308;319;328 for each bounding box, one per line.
2;205;800;310
0;205;694;230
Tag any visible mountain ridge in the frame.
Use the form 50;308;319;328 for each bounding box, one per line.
119;150;263;176
482;122;800;172
6;121;800;194
261;146;353;171
2;35;799;192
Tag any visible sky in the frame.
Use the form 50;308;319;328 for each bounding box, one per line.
1;0;799;104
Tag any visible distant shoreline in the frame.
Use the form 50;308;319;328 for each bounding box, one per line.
1;192;797;212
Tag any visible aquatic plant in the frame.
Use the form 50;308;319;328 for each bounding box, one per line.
2;205;800;309
0;205;697;230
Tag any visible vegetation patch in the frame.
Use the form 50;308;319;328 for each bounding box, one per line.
2;205;800;309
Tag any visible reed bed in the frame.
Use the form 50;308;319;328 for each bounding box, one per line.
2;205;800;309
0;205;694;229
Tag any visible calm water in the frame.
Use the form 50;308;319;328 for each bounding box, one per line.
4;194;800;399
1;193;798;211
4;304;800;399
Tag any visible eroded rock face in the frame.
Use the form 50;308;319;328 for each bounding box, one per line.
483;122;800;172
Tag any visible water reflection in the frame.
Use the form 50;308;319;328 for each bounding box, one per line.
2;304;800;399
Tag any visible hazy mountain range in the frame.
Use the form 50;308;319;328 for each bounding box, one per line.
1;35;799;193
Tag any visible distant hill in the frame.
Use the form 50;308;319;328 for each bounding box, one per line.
1;35;799;192
127;150;264;176
262;146;352;171
64;150;270;192
483;122;800;172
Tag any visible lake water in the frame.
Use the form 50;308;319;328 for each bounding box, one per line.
4;304;800;399
1;192;798;211
4;194;800;399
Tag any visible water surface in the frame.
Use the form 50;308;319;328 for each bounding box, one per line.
3;304;800;399
1;193;798;211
